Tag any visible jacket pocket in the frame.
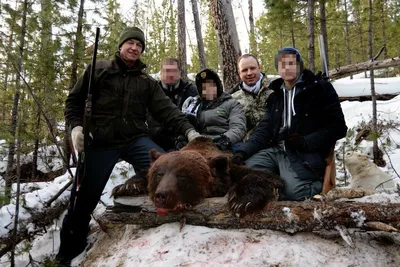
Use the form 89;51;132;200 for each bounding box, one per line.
91;115;115;142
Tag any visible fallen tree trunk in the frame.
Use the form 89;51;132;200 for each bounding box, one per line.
330;57;400;79
339;93;398;102
101;196;400;234
0;200;68;258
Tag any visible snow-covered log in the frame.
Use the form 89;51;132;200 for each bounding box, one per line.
329;57;400;79
0;200;68;258
101;195;400;233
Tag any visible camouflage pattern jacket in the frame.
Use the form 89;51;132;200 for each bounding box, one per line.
229;74;273;139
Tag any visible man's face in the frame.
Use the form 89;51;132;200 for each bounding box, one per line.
120;39;143;64
238;57;261;86
202;80;217;100
161;62;180;85
278;54;299;82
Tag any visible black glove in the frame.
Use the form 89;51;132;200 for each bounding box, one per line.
287;133;307;151
277;127;288;142
175;135;188;150
213;135;232;151
231;151;247;165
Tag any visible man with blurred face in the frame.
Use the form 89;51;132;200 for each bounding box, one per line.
232;47;347;201
147;58;198;151
229;54;273;140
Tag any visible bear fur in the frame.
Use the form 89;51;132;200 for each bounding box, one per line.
112;137;284;217
340;151;395;190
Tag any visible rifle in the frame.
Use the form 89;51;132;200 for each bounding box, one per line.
71;27;100;211
46;28;100;209
318;34;329;81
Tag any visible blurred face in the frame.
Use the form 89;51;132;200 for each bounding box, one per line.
120;39;143;64
202;80;218;100
278;54;300;83
238;57;261;86
161;62;180;85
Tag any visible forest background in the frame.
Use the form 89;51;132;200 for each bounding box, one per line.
0;0;399;205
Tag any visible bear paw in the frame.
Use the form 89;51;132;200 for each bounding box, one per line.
111;177;148;198
227;171;284;217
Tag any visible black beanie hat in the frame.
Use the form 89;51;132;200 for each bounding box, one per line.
195;69;224;97
118;26;146;52
274;46;304;72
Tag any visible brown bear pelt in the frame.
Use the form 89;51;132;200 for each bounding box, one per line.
112;137;284;217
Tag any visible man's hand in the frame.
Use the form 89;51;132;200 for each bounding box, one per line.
287;133;307;151
186;129;201;142
71;126;84;152
231;151;247;165
175;135;188;150
214;135;231;151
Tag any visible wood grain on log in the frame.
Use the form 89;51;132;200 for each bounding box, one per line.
101;196;400;234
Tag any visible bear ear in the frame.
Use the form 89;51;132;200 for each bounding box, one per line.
149;149;164;164
209;155;229;173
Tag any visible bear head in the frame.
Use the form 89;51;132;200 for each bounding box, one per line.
147;147;229;215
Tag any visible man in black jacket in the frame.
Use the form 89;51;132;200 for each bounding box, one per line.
233;47;347;201
148;58;198;151
57;27;200;265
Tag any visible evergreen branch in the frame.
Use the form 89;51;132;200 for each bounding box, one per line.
0;40;74;179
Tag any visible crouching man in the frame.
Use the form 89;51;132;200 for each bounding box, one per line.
232;47;347;200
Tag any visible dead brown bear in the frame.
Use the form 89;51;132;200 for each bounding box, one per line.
112;137;284;217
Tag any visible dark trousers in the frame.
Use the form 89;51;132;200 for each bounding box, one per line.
58;137;164;261
245;146;323;200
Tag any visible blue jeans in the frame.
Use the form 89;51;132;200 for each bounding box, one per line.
58;137;164;261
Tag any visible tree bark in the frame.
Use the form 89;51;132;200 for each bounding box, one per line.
343;0;352;79
368;0;383;167
319;0;328;70
191;0;206;70
103;196;400;233
248;0;256;54
10;100;23;267
209;0;240;90
329;57;400;79
307;0;315;72
63;0;85;172
222;0;241;56
5;0;28;204
178;0;188;80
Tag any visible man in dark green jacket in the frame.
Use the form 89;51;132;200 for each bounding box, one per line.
57;26;200;265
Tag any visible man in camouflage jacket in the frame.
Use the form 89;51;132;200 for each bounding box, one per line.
229;54;273;139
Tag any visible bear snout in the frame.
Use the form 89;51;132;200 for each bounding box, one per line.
155;190;170;205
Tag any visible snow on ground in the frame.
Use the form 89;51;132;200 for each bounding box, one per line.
82;223;400;267
0;76;400;266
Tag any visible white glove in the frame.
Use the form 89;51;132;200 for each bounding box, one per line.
186;129;201;142
71;126;84;152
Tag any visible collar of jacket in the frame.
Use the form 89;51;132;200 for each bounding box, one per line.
269;69;318;94
114;51;147;73
240;72;268;92
160;79;182;91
